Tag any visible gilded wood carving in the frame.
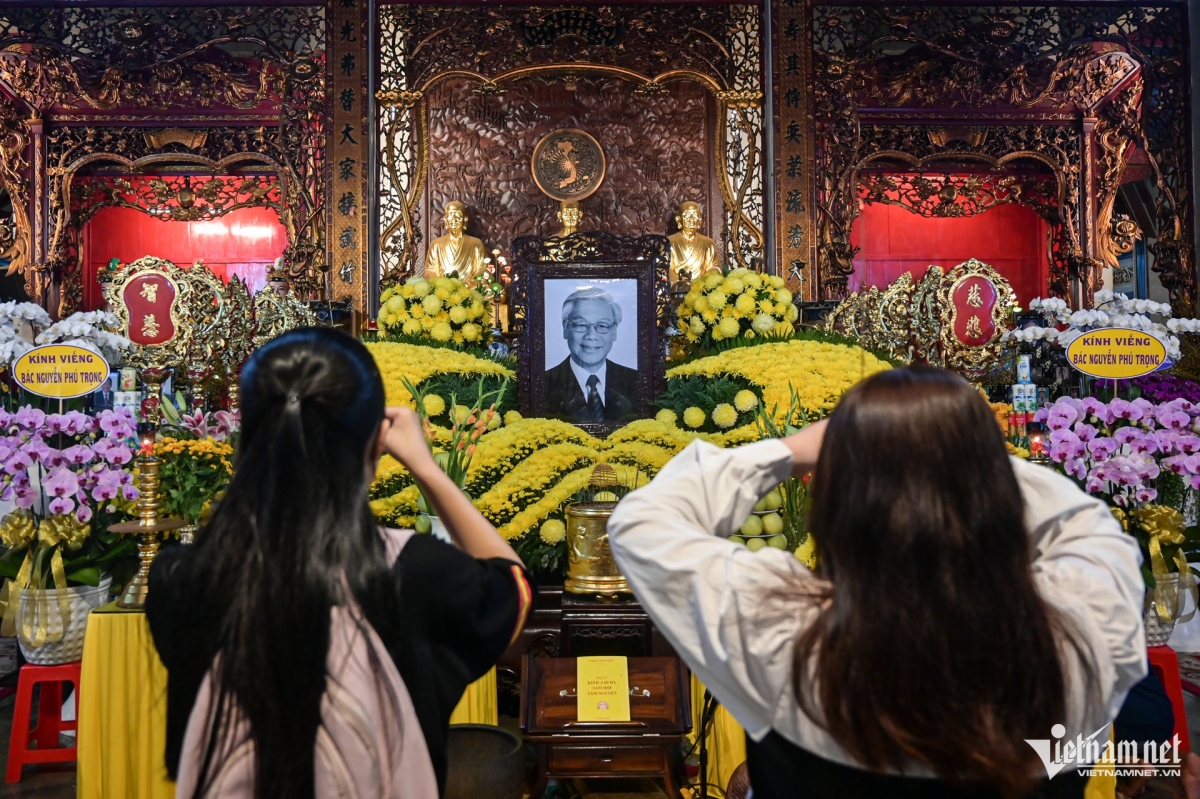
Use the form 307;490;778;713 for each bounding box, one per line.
377;5;764;285
809;5;1190;308
0;7;326;311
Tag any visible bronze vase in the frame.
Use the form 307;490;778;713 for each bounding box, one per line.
563;502;630;596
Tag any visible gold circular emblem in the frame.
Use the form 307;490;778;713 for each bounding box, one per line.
531;129;606;202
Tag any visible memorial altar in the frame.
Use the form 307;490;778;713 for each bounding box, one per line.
0;3;1187;799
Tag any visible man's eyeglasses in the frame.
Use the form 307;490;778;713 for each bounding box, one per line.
567;319;615;335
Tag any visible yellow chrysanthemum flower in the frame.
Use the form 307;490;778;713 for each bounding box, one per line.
683;407;706;428
431;321;453;341
735;293;757;313
462;323;481;342
690;317;706;334
400;284;416;299
693;296;709;313
795;534;817;570
734;390;759;412
712;403;738;429
751;313;776;334
701;309;719;323
775;288;793;304
449;306;469;324
504;410;523;426
707;290;728;310
722;277;744;295
402;319;422;336
540;518;566;545
423;394;446;417
717;317;740;338
655;408;678;426
411;280;432;297
422;294;443;315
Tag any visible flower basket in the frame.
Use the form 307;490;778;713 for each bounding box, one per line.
676;268;797;351
16;576;111;664
377;276;492;348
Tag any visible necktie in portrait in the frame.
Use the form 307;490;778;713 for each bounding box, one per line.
586;374;603;421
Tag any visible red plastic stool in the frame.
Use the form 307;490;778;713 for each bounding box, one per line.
5;662;81;782
1148;645;1191;753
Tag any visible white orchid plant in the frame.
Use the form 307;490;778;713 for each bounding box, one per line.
33;310;133;364
1002;291;1200;362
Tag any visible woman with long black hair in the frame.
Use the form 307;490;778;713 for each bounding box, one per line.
609;366;1146;799
146;328;533;799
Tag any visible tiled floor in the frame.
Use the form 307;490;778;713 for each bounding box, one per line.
0;688;75;798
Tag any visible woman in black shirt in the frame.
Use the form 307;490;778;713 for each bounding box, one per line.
146;328;532;798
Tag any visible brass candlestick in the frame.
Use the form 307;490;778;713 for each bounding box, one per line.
109;438;184;608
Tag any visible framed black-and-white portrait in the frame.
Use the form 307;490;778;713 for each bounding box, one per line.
510;232;671;434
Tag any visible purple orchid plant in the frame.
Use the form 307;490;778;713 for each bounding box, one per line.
0;406;139;522
1035;395;1200;598
0;406;140;589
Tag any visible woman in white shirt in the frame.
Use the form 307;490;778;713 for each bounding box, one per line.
608;366;1146;799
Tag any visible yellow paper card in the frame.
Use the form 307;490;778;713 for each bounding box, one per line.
576;656;631;722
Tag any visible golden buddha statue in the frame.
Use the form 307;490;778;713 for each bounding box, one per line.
425;201;488;284
554;200;582;237
668;201;721;282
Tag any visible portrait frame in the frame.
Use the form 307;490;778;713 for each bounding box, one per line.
510;231;672;435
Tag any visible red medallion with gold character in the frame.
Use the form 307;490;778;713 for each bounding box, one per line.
122;273;177;346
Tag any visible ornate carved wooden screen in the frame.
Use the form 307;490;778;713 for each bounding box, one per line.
0;7;327;314
778;4;1191;309
376;4;765;291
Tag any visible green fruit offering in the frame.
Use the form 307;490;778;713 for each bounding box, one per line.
753;497;768;512
414;514;432;534
762;512;784;535
763;490;783;511
740;515;764;536
417;493;431;514
746;537;767;552
728;535;745;546
767;534;789;550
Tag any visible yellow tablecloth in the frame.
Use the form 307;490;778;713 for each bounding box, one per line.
77;602;174;799
688;676;1115;799
76;602;497;799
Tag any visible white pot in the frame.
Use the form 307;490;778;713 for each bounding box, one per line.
1146;573;1184;648
17;576;112;665
428;515;452;544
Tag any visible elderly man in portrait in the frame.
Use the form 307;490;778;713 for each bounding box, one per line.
545;287;638;423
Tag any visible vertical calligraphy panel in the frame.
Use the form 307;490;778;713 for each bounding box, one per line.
329;0;369;312
772;0;816;300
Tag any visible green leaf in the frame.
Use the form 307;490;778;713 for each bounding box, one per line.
65;566;100;587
